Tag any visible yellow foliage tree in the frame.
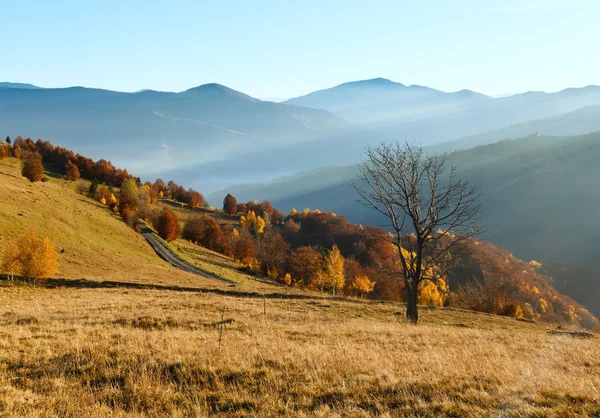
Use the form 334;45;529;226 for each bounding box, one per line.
539;297;548;313
523;303;540;321
283;273;292;286
513;305;525;319
1;231;58;281
323;245;345;296
397;247;449;306
348;274;376;298
240;211;265;236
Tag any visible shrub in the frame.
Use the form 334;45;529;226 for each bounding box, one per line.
1;231;58;281
21;152;44;182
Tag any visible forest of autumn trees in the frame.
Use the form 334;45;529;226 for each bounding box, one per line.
3;135;598;330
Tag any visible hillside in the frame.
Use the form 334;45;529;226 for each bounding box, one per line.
435;105;600;152
0;85;383;192
213;132;600;315
0;158;281;293
286;78;600;146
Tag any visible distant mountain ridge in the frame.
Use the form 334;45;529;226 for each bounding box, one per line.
0;83;385;192
286;78;600;146
0;82;40;89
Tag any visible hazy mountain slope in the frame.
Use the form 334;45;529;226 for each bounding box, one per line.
214;132;600;267
0;84;381;191
0;82;40;89
286;79;600;146
436;105;600;152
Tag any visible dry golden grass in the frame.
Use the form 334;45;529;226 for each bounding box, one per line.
0;284;598;417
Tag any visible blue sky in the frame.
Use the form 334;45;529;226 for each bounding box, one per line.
1;0;598;99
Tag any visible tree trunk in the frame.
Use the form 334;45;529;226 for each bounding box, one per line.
406;285;419;323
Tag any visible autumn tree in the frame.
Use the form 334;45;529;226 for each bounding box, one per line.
348;275;376;298
240;211;266;237
322;245;345;296
257;229;290;278
119;178;139;227
287;246;322;288
223;194;238;215
232;228;257;266
65;160;80;181
156;208;180;242
21;152;44;182
0;146;7;160
353;142;482;323
1;231;58;281
183;215;223;251
189;190;205;209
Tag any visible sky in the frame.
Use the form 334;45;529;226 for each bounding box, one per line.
1;0;599;99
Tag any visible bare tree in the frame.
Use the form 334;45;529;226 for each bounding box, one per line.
352;142;483;323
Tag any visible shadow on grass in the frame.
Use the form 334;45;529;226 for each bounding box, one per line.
0;274;346;302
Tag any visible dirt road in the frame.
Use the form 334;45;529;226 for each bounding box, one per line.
140;227;236;285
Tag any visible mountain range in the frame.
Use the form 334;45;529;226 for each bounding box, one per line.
0;83;383;191
4;77;600;193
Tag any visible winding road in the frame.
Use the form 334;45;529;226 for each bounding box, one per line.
140;226;236;285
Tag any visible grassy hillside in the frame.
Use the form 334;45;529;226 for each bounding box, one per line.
0;158;268;291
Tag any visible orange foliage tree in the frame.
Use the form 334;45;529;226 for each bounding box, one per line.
182;215;224;251
257;229;290;279
287;246;322;288
65;160;80;181
232;229;257;266
21;152;44;182
156;208;180;242
189;191;205;209
223;194;238;215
